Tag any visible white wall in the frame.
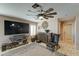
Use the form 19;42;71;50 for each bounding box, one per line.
47;18;58;33
37;17;58;33
0;16;37;47
75;16;79;50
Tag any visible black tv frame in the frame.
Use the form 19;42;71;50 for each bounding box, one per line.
4;20;29;35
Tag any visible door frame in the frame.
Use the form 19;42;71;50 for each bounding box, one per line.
58;16;76;48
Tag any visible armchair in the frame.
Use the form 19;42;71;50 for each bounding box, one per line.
47;33;60;51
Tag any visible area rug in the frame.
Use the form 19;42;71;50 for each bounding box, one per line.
2;42;66;56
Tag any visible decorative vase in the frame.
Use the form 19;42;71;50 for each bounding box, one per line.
45;30;50;33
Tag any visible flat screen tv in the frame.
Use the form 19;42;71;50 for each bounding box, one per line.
4;20;29;35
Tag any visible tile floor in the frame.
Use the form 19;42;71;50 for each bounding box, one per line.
57;42;79;56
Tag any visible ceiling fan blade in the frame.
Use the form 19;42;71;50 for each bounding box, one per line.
26;14;37;16
46;16;54;18
43;17;48;19
45;8;54;13
27;10;39;13
46;12;57;15
32;3;41;9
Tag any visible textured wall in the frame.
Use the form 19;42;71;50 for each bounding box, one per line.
37;17;58;33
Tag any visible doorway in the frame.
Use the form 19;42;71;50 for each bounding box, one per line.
58;18;76;47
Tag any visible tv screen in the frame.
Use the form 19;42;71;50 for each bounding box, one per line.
4;20;29;35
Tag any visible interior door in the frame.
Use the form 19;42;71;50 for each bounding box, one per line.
61;21;73;45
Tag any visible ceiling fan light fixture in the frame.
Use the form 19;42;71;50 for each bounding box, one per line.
32;3;40;9
39;16;44;20
26;4;57;20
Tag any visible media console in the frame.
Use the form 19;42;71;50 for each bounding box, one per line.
2;34;29;52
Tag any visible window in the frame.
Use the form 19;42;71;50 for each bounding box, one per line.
30;24;37;36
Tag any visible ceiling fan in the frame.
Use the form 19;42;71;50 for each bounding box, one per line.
26;3;57;19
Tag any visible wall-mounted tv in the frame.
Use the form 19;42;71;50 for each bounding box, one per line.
4;20;29;35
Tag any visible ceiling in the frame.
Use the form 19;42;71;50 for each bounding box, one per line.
0;3;79;22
